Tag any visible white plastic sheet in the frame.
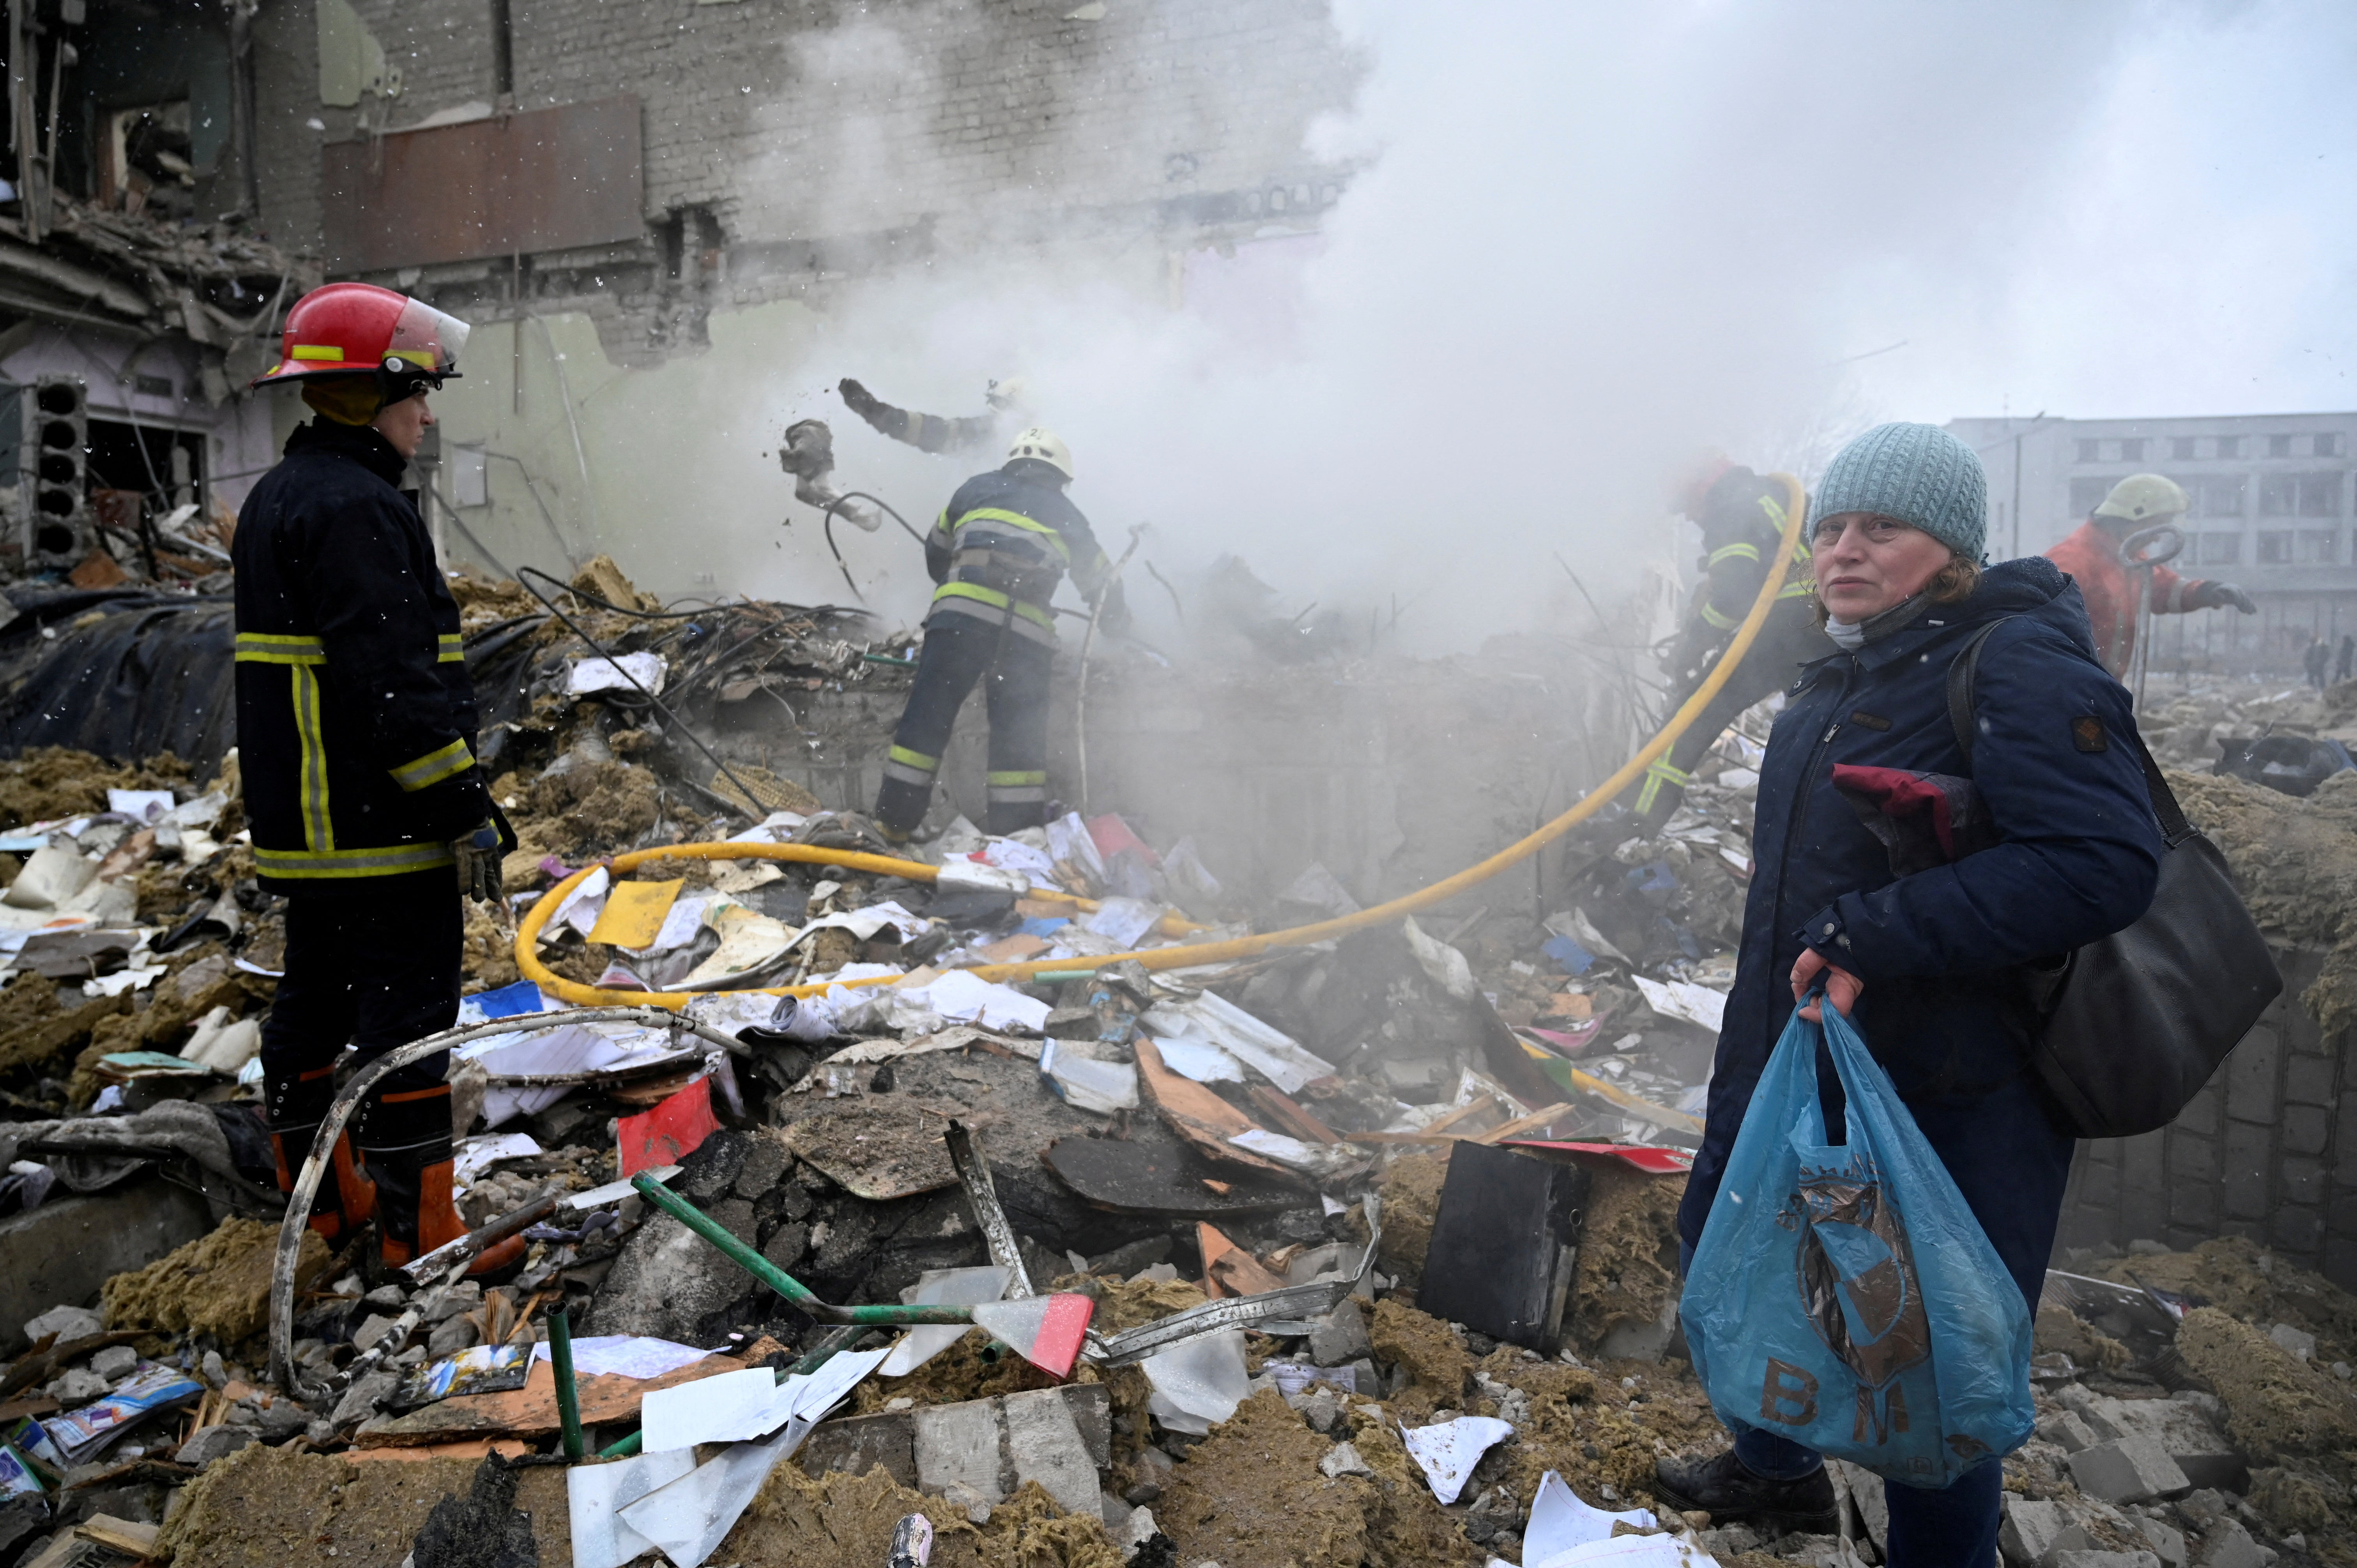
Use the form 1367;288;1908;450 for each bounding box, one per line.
881;1266;1008;1377
1523;1470;1659;1563
1039;1042;1140;1113
1140;1327;1248;1436
618;1419;809;1568
1080;895;1162;948
567;1447;696;1568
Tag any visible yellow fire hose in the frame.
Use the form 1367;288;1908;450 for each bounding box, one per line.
516;475;1808;1008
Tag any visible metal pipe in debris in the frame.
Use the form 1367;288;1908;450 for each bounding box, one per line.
549;1308;585;1462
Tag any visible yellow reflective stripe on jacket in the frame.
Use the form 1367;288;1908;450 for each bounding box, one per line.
438;634;465;663
292;666;334;851
254;842;457;879
987;770;1048;786
1777;579;1814;600
1700;602;1741;632
931;581;1057;629
888;745;940;772
390;737;474;793
951;507;1072;563
1707;542;1760;568
234;633;327;665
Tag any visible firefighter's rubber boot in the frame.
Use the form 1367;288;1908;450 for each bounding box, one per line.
265;1061;375;1245
360;1081;524;1281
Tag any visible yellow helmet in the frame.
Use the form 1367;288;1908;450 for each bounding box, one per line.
1006;427;1073;481
2094;473;2189;523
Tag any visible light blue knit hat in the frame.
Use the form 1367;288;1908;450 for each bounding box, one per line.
1814;422;1988;563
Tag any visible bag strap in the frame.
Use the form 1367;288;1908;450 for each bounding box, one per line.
1944;614;2196;847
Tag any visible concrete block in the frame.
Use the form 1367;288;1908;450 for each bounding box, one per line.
88;1345;138;1383
2191;1520;2265;1568
2051;1554;2159;1568
173;1425;256;1468
20;1305;101;1345
2038;1409;2100;1452
1307;1300;1371;1365
804;1383;1112;1501
2067;1438;2190;1503
2082;1397;2244;1492
2267;1323;2316;1360
2000;1498;2071;1565
330;1370;397;1430
2135;1517;2188;1568
0;1184;212;1354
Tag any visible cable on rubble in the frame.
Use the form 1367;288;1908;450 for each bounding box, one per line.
514;475;1808;1009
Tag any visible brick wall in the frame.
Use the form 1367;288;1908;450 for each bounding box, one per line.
2056;946;2355;1289
246;0;1359;362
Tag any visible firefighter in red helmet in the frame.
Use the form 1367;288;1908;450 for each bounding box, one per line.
237;282;521;1278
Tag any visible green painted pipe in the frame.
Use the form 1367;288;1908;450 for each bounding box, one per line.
599;1428;643;1460
549;1308;585;1462
629;1172;977;1324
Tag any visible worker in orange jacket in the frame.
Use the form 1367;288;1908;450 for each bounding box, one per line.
2044;474;2254;678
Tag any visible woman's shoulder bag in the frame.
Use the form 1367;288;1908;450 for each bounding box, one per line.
1947;619;2282;1139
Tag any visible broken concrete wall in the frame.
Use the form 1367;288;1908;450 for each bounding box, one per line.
2058;943;2357;1292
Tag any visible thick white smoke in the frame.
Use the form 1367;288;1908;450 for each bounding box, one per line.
718;0;2357;643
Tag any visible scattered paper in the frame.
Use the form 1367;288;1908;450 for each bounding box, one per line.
679;902;797;989
550;866;612;938
567;1165;680;1210
105;789;176;822
454;1131;543;1184
1080;895;1161;948
1140;991;1335;1094
1151;1034;1247;1084
1633;975;1726;1035
569;652;668;696
590;879;685;948
569;1448;698;1568
980;837;1057;881
898;968;1050;1033
642;1367;799;1452
618;1420;808;1568
936;857;1029;895
1226;1127;1359;1181
1400;1415;1516;1504
529;1335;711;1381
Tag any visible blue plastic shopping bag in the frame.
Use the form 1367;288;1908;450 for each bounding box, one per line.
1679;997;2034;1487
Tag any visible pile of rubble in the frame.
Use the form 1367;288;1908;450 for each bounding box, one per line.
0;589;2353;1567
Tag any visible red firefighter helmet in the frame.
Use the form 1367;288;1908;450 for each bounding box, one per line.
251;282;470;389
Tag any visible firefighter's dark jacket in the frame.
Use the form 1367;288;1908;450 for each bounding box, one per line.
233;419;488;897
924;463;1125;644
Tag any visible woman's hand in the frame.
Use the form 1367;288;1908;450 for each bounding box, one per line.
1791;948;1864;1022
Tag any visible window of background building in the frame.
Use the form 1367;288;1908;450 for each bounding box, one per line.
2270;434;2294;457
2069;476;2124;516
2299;529;2339;563
2258;531;2293;564
2267;473;2346;517
2076;438;2102;463
2201;532;2242;565
2200;475;2246;517
2171;437;2197;460
2216;435;2242;458
2319;433;2344;457
2120;438;2146;462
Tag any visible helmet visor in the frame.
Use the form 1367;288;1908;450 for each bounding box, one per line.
385;297;470;377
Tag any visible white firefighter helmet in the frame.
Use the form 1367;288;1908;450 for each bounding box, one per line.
2094;473;2190;523
985;375;1031;413
1006;427;1073;481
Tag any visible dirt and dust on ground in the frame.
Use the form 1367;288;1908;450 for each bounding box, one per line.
740;1465;1124;1568
1565;1165;1686;1350
0;746;194;829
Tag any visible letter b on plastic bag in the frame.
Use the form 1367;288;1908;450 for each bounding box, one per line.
1680;1003;2034;1486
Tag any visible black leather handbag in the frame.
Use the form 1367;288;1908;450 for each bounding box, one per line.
1947;621;2281;1139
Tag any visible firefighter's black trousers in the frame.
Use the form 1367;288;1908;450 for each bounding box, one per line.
874;617;1053;837
259;879;463;1247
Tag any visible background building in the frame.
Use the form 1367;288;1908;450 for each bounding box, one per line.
1950;411;2357;674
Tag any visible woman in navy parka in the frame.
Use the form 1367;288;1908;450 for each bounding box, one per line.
1654;424;2164;1568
